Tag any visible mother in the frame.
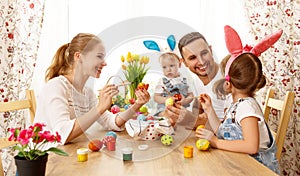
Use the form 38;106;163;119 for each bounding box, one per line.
34;33;150;144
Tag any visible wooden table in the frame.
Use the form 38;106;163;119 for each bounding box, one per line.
46;124;278;176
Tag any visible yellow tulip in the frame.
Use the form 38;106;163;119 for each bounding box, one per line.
143;56;149;64
121;64;127;70
126;52;131;60
133;54;139;62
121;55;125;62
140;56;145;64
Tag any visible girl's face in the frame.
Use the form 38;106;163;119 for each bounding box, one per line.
81;43;106;78
160;56;180;78
181;39;216;78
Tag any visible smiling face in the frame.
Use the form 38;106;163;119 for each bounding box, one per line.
81;43;106;78
181;38;217;79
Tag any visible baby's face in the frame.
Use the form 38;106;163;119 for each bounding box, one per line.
161;56;180;78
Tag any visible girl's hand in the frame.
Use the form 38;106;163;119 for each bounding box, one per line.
195;128;214;140
199;94;213;112
97;84;119;114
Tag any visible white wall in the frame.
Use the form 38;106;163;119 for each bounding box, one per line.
32;0;249;96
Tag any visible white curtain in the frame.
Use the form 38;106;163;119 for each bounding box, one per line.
32;0;247;95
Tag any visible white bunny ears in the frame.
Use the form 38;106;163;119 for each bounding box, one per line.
143;35;176;53
224;25;283;81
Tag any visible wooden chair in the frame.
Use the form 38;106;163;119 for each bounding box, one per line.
263;88;295;161
0;89;36;176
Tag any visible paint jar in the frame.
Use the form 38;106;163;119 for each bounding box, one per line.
122;147;133;161
107;140;116;151
77;148;89;162
183;146;193;158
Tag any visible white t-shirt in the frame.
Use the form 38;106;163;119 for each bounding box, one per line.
225;97;270;149
190;69;226;119
34;76;123;144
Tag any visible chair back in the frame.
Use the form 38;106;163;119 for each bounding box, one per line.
0;89;36;176
263;88;295;161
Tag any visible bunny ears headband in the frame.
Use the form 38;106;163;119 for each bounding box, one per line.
143;35;176;53
224;25;283;81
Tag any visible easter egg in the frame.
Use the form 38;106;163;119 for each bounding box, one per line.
137;83;149;90
137;114;146;121
129;98;135;105
88;139;103;152
139;105;148;113
196;125;205;131
173;94;182;102
120;108;125;112
111;105;120;114
161;134;173;146
165;97;174;106
146;116;155;121
124;104;130;110
102;136;116;146
105;131;117;139
196;139;210;151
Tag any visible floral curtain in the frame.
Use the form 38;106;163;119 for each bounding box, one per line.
0;0;45;175
244;0;300;175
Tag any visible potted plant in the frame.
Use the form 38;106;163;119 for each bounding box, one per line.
8;123;68;176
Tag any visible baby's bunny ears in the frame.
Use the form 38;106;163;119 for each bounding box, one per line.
143;35;176;52
224;25;283;81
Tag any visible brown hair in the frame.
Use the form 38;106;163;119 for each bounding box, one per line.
178;32;208;58
229;53;266;97
45;33;102;81
158;52;180;63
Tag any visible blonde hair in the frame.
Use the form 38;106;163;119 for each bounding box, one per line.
45;33;102;81
158;52;180;63
213;54;231;99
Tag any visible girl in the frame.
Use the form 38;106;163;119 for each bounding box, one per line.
196;25;282;174
34;33;150;144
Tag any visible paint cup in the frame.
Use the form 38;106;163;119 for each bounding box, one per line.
122;147;133;161
107;140;116;151
77;148;89;162
183;146;193;158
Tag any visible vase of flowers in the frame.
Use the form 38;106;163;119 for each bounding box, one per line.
8;123;68;176
121;52;150;99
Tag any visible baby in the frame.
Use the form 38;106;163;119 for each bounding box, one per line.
153;52;194;116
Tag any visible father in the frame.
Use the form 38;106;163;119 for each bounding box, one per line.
164;32;226;128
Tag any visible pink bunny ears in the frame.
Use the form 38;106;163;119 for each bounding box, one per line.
224;25;283;81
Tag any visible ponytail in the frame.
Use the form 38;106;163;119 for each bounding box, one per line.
45;44;73;82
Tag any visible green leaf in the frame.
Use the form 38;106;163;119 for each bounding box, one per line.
46;147;69;156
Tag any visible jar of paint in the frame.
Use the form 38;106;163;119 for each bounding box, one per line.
77;148;89;162
122;147;133;161
183;146;193;158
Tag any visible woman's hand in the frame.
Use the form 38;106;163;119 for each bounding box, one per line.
129;89;150;112
97;84;119;114
135;89;150;105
